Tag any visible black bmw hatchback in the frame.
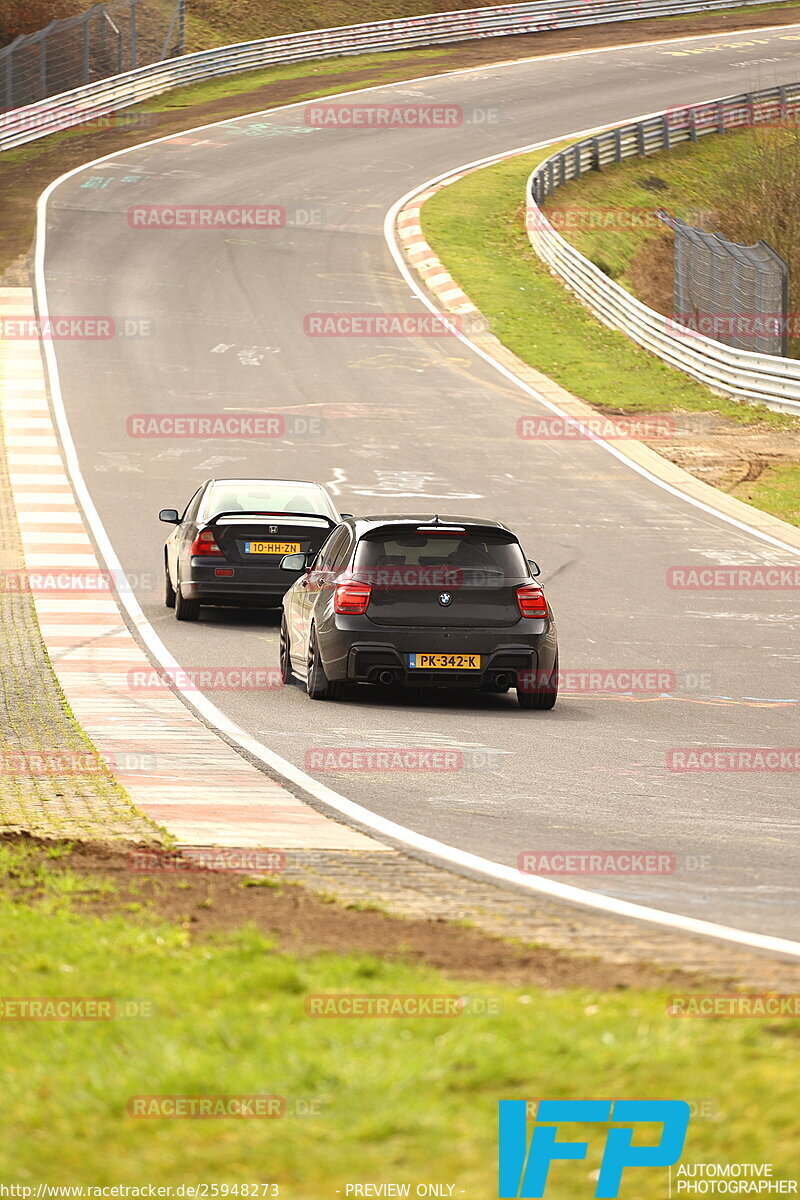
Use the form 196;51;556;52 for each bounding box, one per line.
160;478;341;621
279;515;558;709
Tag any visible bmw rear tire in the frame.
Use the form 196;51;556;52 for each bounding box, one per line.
518;653;558;710
306;627;342;701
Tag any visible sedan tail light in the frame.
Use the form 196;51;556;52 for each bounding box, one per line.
517;584;548;619
334;581;372;615
190;528;223;556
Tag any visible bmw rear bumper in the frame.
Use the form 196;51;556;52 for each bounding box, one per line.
319;618;557;687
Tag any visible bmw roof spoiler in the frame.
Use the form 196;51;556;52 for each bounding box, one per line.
363;519;516;539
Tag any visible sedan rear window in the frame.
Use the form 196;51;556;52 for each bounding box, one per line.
201;482;335;520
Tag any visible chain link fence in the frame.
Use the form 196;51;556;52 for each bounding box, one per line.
658;211;789;357
0;0;184;111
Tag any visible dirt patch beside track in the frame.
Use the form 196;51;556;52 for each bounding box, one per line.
0;834;722;990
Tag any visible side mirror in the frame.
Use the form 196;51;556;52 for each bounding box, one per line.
280;552;308;572
340;512;354;519
527;558;541;578
159;509;180;524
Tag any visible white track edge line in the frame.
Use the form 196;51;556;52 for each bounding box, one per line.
32;41;800;960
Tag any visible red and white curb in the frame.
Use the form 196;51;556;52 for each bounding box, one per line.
396;187;478;316
0;288;381;853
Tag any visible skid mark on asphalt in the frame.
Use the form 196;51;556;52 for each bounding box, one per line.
687;611;800;624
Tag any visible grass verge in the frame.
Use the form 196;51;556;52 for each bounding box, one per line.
0;838;799;1188
420;145;800;524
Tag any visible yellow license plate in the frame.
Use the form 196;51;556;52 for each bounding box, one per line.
408;653;482;670
244;541;301;555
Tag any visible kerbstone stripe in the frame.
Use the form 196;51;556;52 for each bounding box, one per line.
0;288;381;852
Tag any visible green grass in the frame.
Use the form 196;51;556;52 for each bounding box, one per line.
138;47;452;112
180;0;800;50
422;146;795;425
0;842;799;1188
734;461;800;524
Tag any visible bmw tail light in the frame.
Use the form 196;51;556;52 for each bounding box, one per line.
334;581;372;615
517;584;548;619
190;528;223;556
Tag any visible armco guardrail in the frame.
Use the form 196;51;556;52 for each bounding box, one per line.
0;0;795;152
526;85;800;414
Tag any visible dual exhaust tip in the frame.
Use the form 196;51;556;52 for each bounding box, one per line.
374;669;514;688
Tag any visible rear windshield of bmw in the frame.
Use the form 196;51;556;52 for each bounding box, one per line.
353;529;529;589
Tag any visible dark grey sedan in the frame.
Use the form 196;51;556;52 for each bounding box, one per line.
279;514;558;709
159;478;341;621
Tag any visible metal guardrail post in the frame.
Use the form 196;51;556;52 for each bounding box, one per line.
39;30;47;101
83;12;91;86
130;0;138;72
717;100;726;133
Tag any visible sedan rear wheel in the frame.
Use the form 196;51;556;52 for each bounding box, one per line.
175;587;200;622
306;627;341;701
279;614;293;684
164;559;176;609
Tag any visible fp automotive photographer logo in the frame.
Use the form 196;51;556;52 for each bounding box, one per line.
498;1099;690;1197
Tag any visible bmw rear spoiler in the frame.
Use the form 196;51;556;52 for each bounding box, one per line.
362;521;516;539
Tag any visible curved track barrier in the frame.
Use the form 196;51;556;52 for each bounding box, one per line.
526;84;800;413
1;0;794;152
